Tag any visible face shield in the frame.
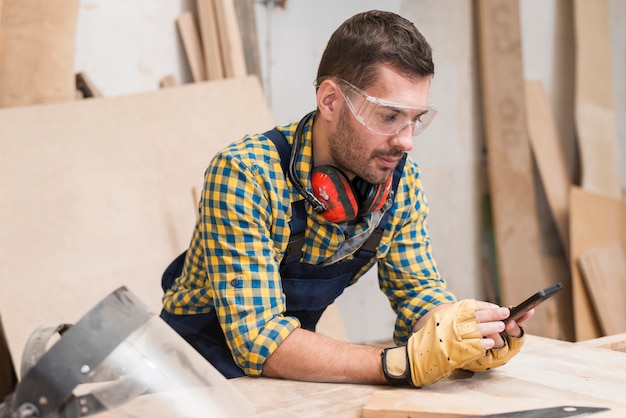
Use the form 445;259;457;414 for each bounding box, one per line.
1;287;253;418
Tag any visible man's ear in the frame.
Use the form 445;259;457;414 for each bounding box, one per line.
315;79;340;121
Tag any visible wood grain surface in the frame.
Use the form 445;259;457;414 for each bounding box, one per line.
176;11;207;82
363;335;626;417
577;332;626;353
578;243;626;335
525;80;572;255
214;0;247;78
0;76;273;371
0;0;79;107
569;186;626;340
89;335;626;417
573;0;622;199
197;0;225;80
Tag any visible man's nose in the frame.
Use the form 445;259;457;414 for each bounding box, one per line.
389;123;414;152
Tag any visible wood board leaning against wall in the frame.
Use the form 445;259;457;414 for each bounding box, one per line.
177;0;260;84
0;76;274;372
0;0;79;107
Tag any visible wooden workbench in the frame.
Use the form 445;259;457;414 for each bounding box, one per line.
93;334;626;417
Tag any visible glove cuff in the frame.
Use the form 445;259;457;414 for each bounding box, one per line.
381;346;413;386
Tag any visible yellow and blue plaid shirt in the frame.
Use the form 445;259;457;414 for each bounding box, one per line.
162;116;456;375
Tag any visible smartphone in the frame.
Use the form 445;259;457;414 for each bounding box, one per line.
507;282;564;322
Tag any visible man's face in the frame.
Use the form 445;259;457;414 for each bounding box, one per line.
327;66;431;185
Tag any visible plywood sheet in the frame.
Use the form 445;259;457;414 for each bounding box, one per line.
525;80;572;254
577;333;626;353
573;0;622;198
578;243;626;335
476;0;569;339
197;0;224;80
569;186;626;340
0;76;273;371
233;0;262;78
176;11;207;82
214;0;247;78
0;0;79;107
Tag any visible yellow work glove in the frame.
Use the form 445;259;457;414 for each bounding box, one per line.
381;299;485;387
461;327;526;372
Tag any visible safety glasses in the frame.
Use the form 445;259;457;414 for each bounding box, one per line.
332;78;437;137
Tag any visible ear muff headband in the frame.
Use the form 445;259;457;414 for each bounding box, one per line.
288;112;327;214
288;111;392;223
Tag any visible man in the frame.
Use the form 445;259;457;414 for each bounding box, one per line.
160;10;531;387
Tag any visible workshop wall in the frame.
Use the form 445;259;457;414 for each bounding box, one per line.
67;0;626;343
74;0;194;95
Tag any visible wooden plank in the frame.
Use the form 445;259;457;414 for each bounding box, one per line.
525;80;572;255
363;392;546;418
234;0;262;78
176;11;207;82
570;186;626;340
0;0;79;107
573;0;622;198
578;243;626;335
159;74;176;88
76;71;103;98
214;0;247;78
196;0;224;80
577;333;626;353
363;391;625;418
0;76;273;371
476;0;568;339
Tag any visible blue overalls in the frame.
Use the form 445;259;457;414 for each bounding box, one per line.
160;129;406;378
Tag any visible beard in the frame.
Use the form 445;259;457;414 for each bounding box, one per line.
327;106;403;185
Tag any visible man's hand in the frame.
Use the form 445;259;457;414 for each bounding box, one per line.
381;299;531;387
382;299;486;386
462;300;531;372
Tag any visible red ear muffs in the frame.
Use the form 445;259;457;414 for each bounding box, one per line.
311;165;391;223
352;175;391;216
311;166;358;223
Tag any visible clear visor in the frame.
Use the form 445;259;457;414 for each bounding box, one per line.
336;79;437;137
76;316;254;418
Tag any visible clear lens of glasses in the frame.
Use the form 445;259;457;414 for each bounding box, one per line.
336;79;437;136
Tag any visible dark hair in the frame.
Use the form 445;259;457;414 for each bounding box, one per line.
316;10;434;89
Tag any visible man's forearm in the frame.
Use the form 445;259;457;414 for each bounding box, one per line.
261;328;387;384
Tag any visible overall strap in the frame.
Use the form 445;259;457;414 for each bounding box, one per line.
265;128;290;174
264;128;307;262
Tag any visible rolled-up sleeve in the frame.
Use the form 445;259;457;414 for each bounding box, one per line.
201;149;301;375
